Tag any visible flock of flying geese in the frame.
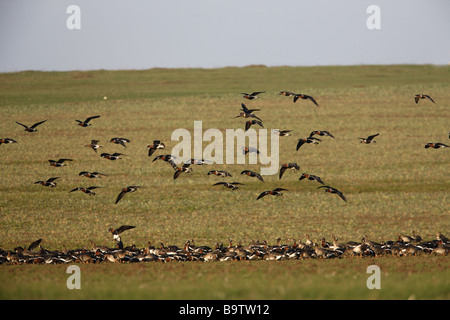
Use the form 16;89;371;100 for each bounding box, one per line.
1;90;448;258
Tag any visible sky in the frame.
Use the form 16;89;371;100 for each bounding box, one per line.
0;0;449;72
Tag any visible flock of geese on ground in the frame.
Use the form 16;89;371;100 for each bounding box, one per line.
1;90;448;261
1;229;448;264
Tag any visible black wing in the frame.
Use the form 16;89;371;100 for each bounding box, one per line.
84;115;101;123
115;190;127;204
367;133;379;141
27;239;42;251
279;166;287;180
31;120;47;128
15;121;29;129
307;95;319;106
257;191;270;200
115;225;136;234
424;95;435;103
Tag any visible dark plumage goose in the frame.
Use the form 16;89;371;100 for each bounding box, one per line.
240;170;264;182
69;186;100;196
299;173;324;184
108;225;135;243
309;130;335;138
16;120;47;132
76;115;100;127
0;138;18;145
101;152;125;160
48;158;73;167
293;93;318;106
235;103;262;121
414;94;435;104
245;120;264;131
79;171;107;178
85;140;102;153
115;186;140;204
358;133;379;144
34;177;60;187
279;163;300;179
257;188;288;200
317;185;346;202
424;142;449;149
296;137;321;151
207;170;232;177
147;140;165;157
110;137;130;148
240;91;265;100
213;182;244;190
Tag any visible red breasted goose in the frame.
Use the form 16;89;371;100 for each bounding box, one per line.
240;91;265;100
279;163;300;179
414;94;435;104
257;188;288;200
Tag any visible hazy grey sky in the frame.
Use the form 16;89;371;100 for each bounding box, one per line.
1;0;449;72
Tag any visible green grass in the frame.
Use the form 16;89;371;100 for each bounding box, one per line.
0;65;449;299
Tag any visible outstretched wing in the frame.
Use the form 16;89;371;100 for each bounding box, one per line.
115;190;127;204
425;95;435;103
307;95;319;106
115;225;136;234
279;166;287;180
15;121;29;129
30;120;47;128
27;239;42;251
85;115;101;123
257;191;270;200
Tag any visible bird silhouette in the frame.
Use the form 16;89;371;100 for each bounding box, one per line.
317;186;346;202
115;186;141;204
257;188;288;200
358;133;379;144
240;91;265;100
279;163;300;179
16;120;47;132
414;94;435;104
76;115;100;127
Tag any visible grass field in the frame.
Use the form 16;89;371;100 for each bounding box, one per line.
0;65;449;300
